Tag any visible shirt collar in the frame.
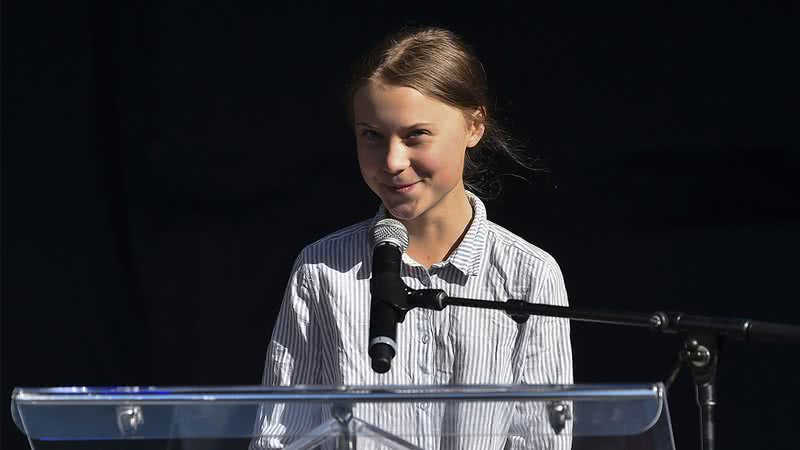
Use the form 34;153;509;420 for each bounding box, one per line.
370;191;488;277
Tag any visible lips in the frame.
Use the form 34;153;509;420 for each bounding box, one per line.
385;181;420;193
391;182;418;189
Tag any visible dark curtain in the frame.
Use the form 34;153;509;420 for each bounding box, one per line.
3;3;799;450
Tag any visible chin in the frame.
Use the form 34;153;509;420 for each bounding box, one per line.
386;205;419;221
382;199;423;221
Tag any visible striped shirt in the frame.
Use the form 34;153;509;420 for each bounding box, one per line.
252;192;573;449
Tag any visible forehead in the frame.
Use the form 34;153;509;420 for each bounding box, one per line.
353;82;463;128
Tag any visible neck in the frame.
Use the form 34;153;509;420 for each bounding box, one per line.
398;185;473;268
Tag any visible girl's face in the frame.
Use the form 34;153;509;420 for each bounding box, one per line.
353;82;484;222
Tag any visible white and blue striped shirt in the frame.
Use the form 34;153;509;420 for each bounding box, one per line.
252;192;573;449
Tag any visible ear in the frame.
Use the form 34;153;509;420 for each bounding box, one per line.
466;107;486;148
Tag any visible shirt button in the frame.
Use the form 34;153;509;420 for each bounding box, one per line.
421;334;430;344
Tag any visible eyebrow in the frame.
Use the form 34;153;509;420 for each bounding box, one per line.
354;122;436;130
405;123;435;130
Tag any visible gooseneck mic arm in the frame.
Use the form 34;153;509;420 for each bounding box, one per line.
409;288;800;450
409;289;800;344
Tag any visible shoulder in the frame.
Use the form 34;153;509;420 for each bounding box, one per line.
482;220;568;305
483;219;561;273
291;218;373;276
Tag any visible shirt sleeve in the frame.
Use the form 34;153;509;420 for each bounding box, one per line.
506;261;574;450
250;252;322;450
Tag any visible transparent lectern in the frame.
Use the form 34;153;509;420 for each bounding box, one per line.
12;383;675;450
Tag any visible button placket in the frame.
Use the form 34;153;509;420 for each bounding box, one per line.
417;269;436;413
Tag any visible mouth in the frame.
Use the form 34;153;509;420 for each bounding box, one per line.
386;181;420;193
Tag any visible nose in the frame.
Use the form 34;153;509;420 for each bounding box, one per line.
383;138;410;175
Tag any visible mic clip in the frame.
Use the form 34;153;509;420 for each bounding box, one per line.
408;289;447;311
370;273;415;323
371;279;449;321
504;299;532;324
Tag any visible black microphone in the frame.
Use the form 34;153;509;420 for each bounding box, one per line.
368;218;410;374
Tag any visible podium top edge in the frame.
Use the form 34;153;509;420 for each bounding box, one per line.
12;383;664;404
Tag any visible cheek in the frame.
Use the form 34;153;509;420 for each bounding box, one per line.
356;147;380;180
356;146;372;168
415;146;465;183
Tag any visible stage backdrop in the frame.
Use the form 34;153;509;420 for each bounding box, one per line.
3;3;799;450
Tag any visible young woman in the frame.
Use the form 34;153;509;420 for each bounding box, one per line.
252;27;573;450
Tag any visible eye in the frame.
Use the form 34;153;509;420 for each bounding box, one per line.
359;129;381;140
407;129;431;139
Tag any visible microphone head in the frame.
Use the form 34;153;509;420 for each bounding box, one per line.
369;218;409;253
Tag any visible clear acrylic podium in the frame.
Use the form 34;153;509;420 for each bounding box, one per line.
11;383;675;450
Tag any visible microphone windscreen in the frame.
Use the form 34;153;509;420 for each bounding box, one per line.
369;218;409;252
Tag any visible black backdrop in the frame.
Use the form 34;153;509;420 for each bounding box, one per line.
3;3;800;450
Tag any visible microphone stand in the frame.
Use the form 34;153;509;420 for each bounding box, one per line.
383;288;800;450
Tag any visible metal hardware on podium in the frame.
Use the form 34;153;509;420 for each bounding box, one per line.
332;402;356;450
116;405;144;435
547;401;572;435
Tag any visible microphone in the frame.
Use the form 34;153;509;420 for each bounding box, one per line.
368;218;410;373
